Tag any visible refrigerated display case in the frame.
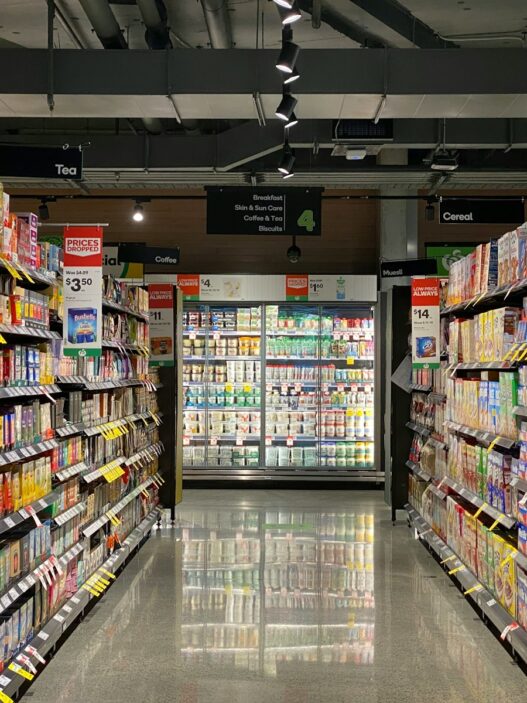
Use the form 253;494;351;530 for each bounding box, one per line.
182;300;380;481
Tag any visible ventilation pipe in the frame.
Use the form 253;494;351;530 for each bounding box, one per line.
137;0;173;49
78;0;163;133
200;0;233;49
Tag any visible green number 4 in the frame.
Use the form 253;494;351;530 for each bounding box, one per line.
297;209;315;232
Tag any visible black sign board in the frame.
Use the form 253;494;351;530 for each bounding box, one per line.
0;144;83;180
380;258;438;278
439;199;524;225
206;187;322;235
118;244;180;266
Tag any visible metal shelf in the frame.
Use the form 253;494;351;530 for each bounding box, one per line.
409;383;432;391
405;421;432;437
54;461;88;482
0;490;59;537
444;420;517;449
511;476;527;493
0;541;84;616
0;509;159;701
406;459;431;483
406;504;527;665
441;476;516;529
184;468;384;481
441;279;527;317
0;324;61;340
184;329;260;336
53;501;87;527
82;476;156;537
451;361;516;372
0;384;61;400
0;437;59;469
57;376;152;390
102;298;149;322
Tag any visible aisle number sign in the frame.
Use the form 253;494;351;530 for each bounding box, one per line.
411;277;440;369
148;284;175;367
63;227;103;357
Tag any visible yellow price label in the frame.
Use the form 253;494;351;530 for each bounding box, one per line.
242;585;251;595
0;256;22;280
0;690;14;703
346;357;355;366
474;503;488;519
97;576;111;586
99;568;116;580
347;614;355;627
83;584;101;597
464;584;483;595
448;565;465;575
224;584;233;595
225;383;233;392
8;663;34;681
141;489;150;498
487;438;499;454
489;518;500;532
243;384;252;393
346;562;354;570
346;408;354;417
440;554;456;565
365;409;373;416
355;409;363;416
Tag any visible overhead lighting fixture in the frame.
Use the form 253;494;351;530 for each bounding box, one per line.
345;147;367;161
282;171;295;180
272;0;295;9
278;144;295;175
279;2;302;25
287;236;301;263
132;202;144;222
425;199;435;221
431;150;458;171
283;68;300;85
38;199;50;221
276;40;300;74
275;93;297;121
284;112;298;129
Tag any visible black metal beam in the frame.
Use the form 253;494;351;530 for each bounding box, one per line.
1;49;527;97
2;120;527;173
297;0;385;47
348;0;456;49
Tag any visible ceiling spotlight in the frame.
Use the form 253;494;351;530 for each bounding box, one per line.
425;199;435;222
279;2;302;25
275;93;297;121
284;112;298;129
287;236;301;263
431;150;458;171
283;68;300;85
276;40;300;74
38;199;50;222
282;171;295;180
132;202;144;222
272;0;294;8
278;145;295;176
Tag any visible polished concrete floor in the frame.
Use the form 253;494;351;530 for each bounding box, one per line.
27;490;526;702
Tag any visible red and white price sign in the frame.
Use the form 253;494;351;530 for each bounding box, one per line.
183;435;190;446
235;436;244;446
294;383;302;392
411;277;440;369
210;435;218;446
286;436;294;447
26;506;42;528
265;435;272;446
281;383;288;394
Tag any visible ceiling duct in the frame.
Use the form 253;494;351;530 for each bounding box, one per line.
78;0;126;49
333;119;394;143
78;0;163;134
137;0;173;50
200;0;233;49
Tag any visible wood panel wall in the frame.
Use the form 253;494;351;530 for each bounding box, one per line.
9;189;380;275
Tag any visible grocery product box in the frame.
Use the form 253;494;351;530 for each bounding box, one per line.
517;566;527;631
498;231;511;287
493;532;517;617
492;307;520;361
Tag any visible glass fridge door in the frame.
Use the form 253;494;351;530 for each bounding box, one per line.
265;304;320;470
182;304;263;473
319;305;375;472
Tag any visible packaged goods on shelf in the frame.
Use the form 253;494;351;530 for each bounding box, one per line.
58;347;149;382
445;372;518;439
102;312;148;347
446;240;498;306
64;385;158;426
103;278;149;316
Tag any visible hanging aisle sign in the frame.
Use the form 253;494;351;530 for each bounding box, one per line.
411;277;440;369
206;187;322;235
148;284;175;367
63;227;103;357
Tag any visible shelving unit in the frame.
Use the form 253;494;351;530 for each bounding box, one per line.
406;235;527;665
0;194;166;696
182;302;379;481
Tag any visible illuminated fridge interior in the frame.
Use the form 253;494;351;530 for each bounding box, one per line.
182;300;380;481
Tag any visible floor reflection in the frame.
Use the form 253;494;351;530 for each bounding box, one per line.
177;508;375;676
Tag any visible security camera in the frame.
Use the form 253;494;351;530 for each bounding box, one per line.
287;241;301;264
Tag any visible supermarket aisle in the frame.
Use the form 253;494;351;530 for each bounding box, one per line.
26;490;526;703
